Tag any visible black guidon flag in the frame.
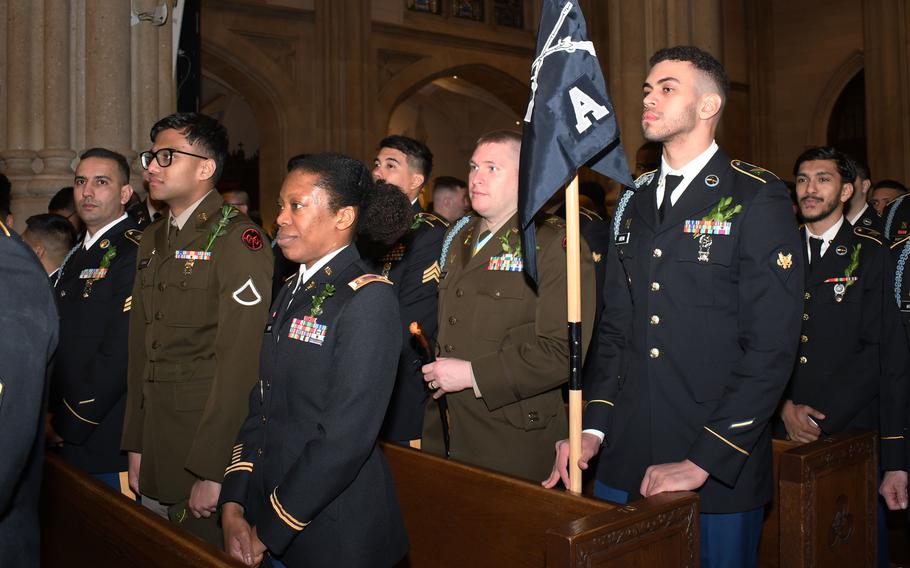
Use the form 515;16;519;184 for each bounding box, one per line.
518;0;633;285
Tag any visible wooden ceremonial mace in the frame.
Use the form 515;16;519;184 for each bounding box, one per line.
410;321;450;457
565;176;583;494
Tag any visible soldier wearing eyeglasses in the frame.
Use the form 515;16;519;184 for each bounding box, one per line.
121;112;273;547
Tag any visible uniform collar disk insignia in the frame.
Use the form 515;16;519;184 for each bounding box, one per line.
99;239;110;250
704;174;719;188
310;283;335;317
203;205;239;253
777;251;793;269
835;245;848;256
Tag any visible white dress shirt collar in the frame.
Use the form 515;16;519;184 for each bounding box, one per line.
83;213;128;250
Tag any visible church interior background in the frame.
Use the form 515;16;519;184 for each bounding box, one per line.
2;0;909;237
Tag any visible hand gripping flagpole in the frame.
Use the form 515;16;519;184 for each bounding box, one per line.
565;175;583;494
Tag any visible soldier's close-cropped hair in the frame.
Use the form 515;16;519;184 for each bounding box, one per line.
379;135;433;181
792;146;856;184
150;112;229;183
649;45;730;100
288;153;411;245
25;213;77;253
476;129;522;149
80;147;131;186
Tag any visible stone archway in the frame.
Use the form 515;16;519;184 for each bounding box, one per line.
377;61;530;187
808;51;865;148
199;43;287;231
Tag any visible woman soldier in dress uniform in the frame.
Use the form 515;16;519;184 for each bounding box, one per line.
220;153;412;568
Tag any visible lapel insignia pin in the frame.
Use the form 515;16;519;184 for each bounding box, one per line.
835;245;848;256
99;239;110;249
197;212;208;222
592;252;602;263
704;174;719;188
862;218;871;226
324;266;332;276
777;251;793;269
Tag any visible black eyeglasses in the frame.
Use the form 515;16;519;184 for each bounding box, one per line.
139;148;210;169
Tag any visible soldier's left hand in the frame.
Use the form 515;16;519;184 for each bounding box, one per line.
188;478;222;518
639;459;709;497
422;358;474;399
880;470;909;510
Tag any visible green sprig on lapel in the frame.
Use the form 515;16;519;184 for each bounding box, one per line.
498;233;522;257
696;196;742;239
203;205;239;253
99;245;117;269
310;283;336;317
844;243;861;288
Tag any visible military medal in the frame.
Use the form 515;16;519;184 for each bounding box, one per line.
684;219;731;236
697;234;713;262
833;283;846;302
824;276;858;303
288;316;328;346
488;253;524;272
82;246;117;298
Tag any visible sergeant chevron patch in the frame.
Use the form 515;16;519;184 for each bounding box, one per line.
422;261;441;284
123;296;132;312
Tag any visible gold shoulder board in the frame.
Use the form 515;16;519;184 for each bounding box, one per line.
731;160;780;184
348;274;393;291
124;229;143;246
854;225;883;245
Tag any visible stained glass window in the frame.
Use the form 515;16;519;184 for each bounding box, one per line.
452;0;484;21
408;0;441;14
494;0;523;28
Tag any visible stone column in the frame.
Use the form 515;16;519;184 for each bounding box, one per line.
314;0;372;159
2;0;38;188
863;0;910;183
84;0;133;160
31;0;76;197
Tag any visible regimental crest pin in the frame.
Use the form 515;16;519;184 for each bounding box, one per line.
777;251;793;269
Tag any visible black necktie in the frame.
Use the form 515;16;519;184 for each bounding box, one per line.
808;237;823;267
659;174;684;223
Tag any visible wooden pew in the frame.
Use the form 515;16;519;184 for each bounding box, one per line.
759;430;878;567
41;452;242;568
382;442;700;567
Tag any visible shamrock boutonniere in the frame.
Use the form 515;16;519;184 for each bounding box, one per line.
691;196;742;239
826;243;861;302
82;245;117;298
310;283;336;317
99;245;117;270
204;205;239;253
498;233;522;257
411;214;430;231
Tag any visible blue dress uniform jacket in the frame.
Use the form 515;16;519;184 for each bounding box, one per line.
774;223;899;437
372;204;447;442
0;222;58;567
586;149;804;513
579;208;611;391
851;204;883;233
219;246;408;568
122;192;273;504
422;214;596;481
51;216;140;474
882;234;910;472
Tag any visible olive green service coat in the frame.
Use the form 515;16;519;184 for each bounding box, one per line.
122;191;273;504
422;213;596;481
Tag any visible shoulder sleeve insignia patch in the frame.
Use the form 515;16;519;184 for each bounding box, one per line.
731;160;780;184
232;277;263;306
348;274;393;290
854;225;883;245
124;229;143;246
634;170;656;189
241;228;264;251
422;261;441;284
